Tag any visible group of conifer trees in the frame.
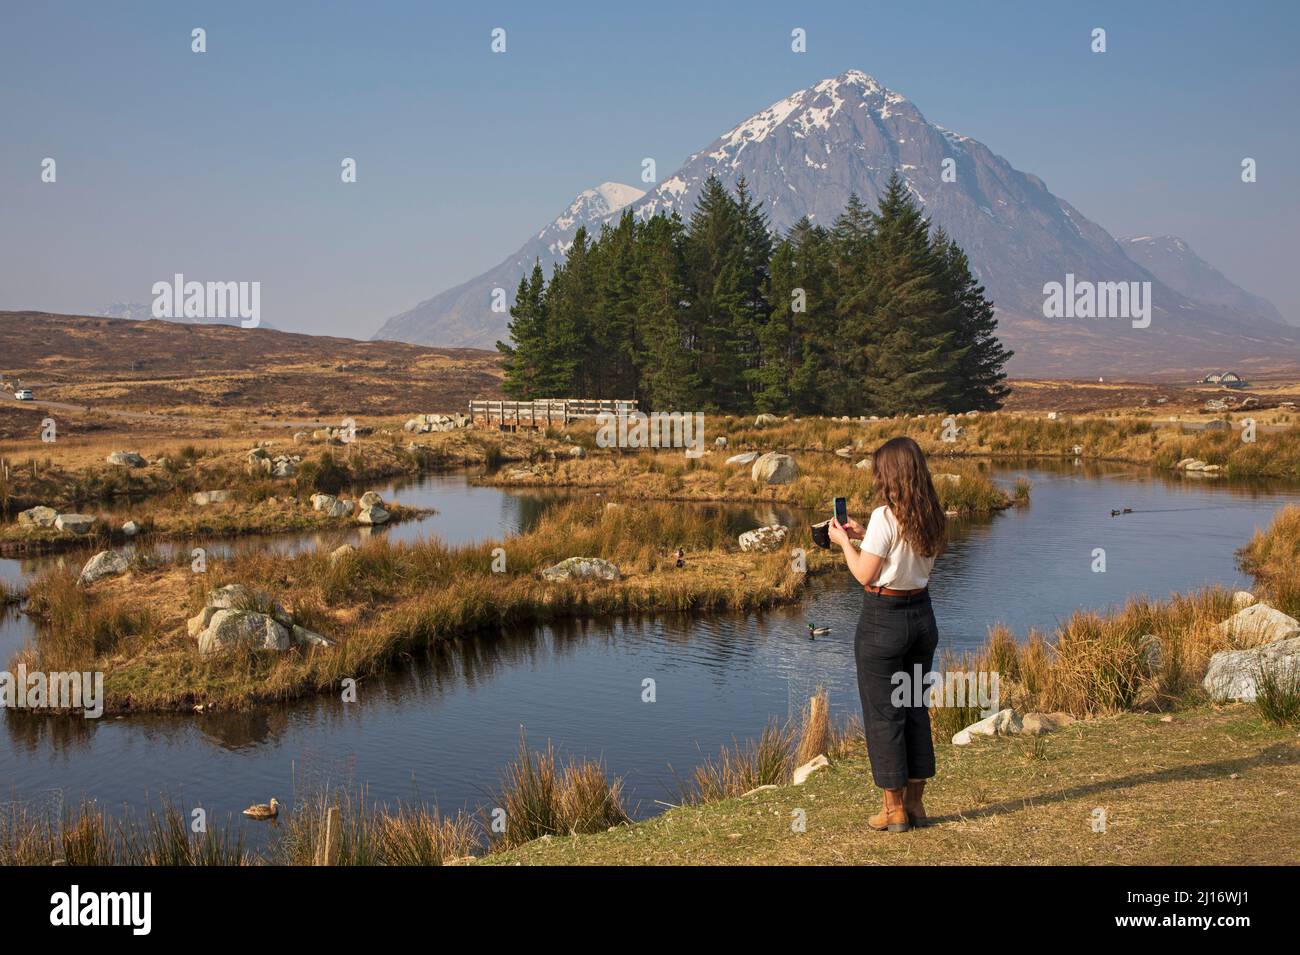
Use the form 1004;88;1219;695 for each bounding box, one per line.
497;171;1011;415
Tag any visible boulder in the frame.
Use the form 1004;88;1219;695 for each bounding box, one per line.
1137;633;1163;673
684;448;708;459
121;520;142;537
106;451;146;468
310;493;337;512
187;606;218;638
567;446;586;459
932;473;962;485
834;447;853;458
754;413;780;426
952;708;1022;746
293;431;308;444
17;506;58;528
207;584;292;626
78;550;129;586
715;436;728;448
1215;603;1300;648
792;755;830;786
197;609;291;657
55;513;95;535
1020;712;1076;736
854;458;872;470
271;458;297;478
1232;591;1257;610
725;451;758;466
738;524;789;553
1203;637;1300;702
1203;419;1232;432
540;557;621;582
291;624;334;648
358;503;390;526
328;544;356;564
1183;460;1208;471
191;490;230;506
359;491;384;508
751;451;797;485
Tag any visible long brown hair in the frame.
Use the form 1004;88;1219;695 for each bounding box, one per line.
871;436;947;558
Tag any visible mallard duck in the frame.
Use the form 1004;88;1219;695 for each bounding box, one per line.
242;797;279;820
807;623;831;639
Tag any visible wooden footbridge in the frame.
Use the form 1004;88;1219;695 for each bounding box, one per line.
469;398;638;431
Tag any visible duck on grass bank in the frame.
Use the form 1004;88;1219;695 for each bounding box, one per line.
243;798;279;820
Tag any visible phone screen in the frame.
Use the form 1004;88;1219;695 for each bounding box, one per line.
834;497;848;525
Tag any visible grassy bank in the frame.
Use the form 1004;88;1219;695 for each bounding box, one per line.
0;426;552;522
486;446;1024;516
11;500;835;713
673;411;1300;479
485;705;1299;865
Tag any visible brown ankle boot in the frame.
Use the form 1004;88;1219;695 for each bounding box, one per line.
905;780;928;827
867;787;911;832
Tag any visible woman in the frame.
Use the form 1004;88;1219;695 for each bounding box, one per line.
828;436;946;833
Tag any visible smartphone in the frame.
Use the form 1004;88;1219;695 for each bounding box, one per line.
834;497;848;526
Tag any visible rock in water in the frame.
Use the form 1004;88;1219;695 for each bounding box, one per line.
78;550;129;586
359;491;384;507
55;514;95;535
1203;637;1300;702
751;451;797;485
738;524;789;552
358;503;390;525
540;557;621;582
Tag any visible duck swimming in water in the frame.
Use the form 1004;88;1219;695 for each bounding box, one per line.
242;797;279;820
807;623;831;639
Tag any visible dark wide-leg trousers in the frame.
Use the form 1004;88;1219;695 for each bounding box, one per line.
854;590;939;789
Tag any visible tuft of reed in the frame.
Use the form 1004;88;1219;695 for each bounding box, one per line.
490;732;629;850
1254;661;1300;727
0;799;248;866
792;688;829;766
687;718;795;803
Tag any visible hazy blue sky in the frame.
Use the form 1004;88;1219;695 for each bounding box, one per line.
2;1;1297;337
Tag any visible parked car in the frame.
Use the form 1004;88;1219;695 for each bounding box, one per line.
14;389;34;401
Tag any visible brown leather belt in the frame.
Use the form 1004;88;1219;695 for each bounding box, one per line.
864;584;928;597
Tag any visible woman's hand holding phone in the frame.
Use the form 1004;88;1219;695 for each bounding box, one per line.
828;517;852;548
843;517;865;540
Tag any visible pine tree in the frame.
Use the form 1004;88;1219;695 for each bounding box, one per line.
636;212;699;408
684;175;748;411
933;228;1011;410
497;262;548;398
857;172;963;415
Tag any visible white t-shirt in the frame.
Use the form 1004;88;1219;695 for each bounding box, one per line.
860;505;935;590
